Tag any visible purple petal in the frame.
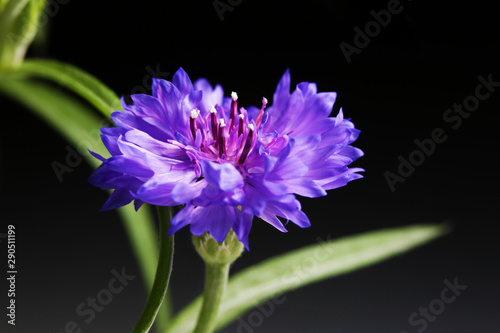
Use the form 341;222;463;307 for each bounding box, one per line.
168;205;237;244
181;89;203;115
88;150;106;162
172;67;194;97
130;94;165;119
297;81;317;98
124;129;186;158
88;166;122;190
116;136;182;174
273;69;291;108
233;212;253;250
105;156;153;177
261;195;311;229
168;205;195;235
283;178;327;198
134;181;180;206
171;180;206;204
320;167;365;190
258;210;288;232
338;145;364;163
207;206;235;242
134;199;144;211
111;111;169;142
268;87;304;135
100;188;134;211
201;160;244;192
100;127;127;155
194;78;224;115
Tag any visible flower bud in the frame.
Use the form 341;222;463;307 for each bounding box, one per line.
192;229;244;265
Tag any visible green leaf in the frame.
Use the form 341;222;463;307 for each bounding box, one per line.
13;59;122;117
166;223;450;333
0;77;171;328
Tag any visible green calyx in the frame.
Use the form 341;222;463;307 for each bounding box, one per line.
192;230;244;265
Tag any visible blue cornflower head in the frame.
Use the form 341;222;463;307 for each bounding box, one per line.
89;68;364;249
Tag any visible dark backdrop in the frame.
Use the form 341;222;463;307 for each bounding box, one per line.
1;0;498;332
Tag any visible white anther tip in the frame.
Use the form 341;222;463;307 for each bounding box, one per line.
190;109;200;119
238;114;245;119
231;91;238;101
248;124;255;131
219;119;226;127
209;105;217;113
263;97;268;104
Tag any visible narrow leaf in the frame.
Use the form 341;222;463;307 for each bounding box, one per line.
13;59;122;117
167;223;450;332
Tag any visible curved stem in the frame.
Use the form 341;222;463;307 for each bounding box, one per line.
132;206;175;333
193;262;230;333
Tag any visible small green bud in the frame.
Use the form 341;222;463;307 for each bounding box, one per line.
192;230;244;265
0;0;46;71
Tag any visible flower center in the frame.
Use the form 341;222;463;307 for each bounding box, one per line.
187;92;268;170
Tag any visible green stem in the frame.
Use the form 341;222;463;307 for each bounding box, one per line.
132;206;175;333
194;262;230;333
118;204;173;330
0;0;30;30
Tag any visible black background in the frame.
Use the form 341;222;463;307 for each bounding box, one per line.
1;0;499;332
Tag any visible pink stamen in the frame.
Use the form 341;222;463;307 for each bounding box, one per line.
209;106;218;147
230;91;238;130
189;109;200;139
238;124;254;164
218;119;226;157
238;114;245;137
255;97;268;130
